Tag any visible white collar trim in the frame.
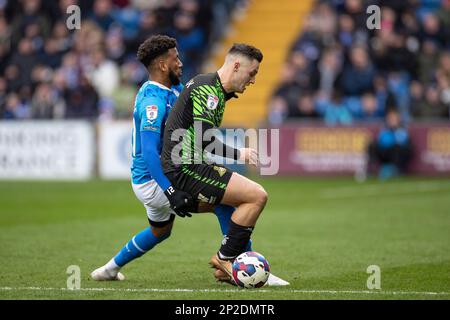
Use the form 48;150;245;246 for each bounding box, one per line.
148;81;171;91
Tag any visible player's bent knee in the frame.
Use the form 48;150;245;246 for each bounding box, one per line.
152;227;172;241
150;221;174;239
254;185;268;210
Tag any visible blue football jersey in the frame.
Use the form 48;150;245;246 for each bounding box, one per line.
131;81;183;184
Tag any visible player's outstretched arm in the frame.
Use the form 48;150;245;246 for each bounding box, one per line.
197;120;259;166
141;131;194;217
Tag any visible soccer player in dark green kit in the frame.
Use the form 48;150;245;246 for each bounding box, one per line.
161;43;288;286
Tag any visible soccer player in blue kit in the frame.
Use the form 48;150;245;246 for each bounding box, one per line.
90;35;288;286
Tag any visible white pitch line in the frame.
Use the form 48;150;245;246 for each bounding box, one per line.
0;287;449;296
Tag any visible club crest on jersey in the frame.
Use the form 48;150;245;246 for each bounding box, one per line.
146;105;158;121
207;94;219;110
213;166;226;177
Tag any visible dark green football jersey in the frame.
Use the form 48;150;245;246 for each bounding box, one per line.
161;72;236;172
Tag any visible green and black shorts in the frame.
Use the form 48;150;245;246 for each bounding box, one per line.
165;163;233;212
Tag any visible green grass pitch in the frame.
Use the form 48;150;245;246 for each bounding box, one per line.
0;176;449;300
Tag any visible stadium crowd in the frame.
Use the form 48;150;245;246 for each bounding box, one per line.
268;0;450;126
0;0;244;120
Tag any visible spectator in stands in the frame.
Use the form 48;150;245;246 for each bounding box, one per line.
418;40;440;86
121;57;147;86
105;26;127;64
10;0;50;48
317;89;353;126
64;75;99;119
88;0;115;32
168;11;205;82
0;77;7;114
112;71;137;119
9;38;39;88
59;51;80;90
73;20;104;56
337;14;356;50
294;92;320;119
24;21;45;53
111;4;140;41
85;47;120;99
290;50;319;91
0;16;11;75
436;0;450;34
4;64;22;93
367;108;413;179
3;92;31;119
30;64;53;87
317;47;343;99
271;63;302;117
132;10;163;52
386;71;412;123
342;0;367;31
410;80;425;118
31;82;63;119
340;45;375;96
267;96;288;126
346;91;384;122
436;51;450;108
154;0;179;31
269;92;320;124
40;21;71;69
418;12;448;48
414;85;449;119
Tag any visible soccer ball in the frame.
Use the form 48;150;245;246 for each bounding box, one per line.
232;251;270;289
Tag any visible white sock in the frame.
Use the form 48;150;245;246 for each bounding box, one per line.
105;258;120;273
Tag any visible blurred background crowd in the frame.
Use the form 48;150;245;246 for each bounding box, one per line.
0;0;245;120
268;0;450;126
0;0;449;126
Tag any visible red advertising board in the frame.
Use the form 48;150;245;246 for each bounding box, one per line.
276;123;450;176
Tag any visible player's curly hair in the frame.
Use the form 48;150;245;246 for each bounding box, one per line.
137;35;177;68
228;43;263;62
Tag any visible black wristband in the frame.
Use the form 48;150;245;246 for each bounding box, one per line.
223;143;240;160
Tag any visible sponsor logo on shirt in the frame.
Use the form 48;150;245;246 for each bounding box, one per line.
143;125;158;131
207;94;219;110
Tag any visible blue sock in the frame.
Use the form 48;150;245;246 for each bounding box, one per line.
113;227;170;267
214;204;252;252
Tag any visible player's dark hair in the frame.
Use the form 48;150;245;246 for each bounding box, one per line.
137;35;177;68
228;43;263;62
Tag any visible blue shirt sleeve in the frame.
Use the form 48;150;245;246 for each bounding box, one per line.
140;131;171;191
137;95;171;191
139;96;166;134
